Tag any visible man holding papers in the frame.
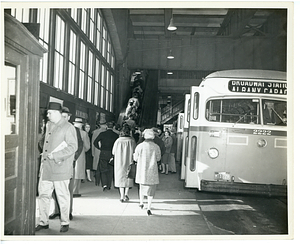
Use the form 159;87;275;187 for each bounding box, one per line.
36;102;78;233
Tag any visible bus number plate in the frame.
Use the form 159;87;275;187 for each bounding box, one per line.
214;172;231;181
253;129;271;136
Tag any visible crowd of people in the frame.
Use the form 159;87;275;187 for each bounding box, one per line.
35;100;179;233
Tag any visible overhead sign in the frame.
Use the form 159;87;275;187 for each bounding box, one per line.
228;80;287;95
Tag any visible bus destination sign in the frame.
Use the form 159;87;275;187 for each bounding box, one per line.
228;80;287;95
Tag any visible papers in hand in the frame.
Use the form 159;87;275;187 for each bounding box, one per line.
51;141;68;153
50;141;68;164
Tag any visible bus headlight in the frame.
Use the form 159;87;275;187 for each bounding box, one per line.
208;148;219;159
257;138;267;148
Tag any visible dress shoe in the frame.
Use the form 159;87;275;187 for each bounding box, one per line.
35;224;49;231
103;185;107;191
147;210;152;216
125;195;129;201
160;171;165;174
139;204;144;209
49;213;60;219
60;225;69;233
69;213;73;220
73;194;81;197
120;199;125;203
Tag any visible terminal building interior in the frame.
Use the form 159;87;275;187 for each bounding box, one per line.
2;5;289;238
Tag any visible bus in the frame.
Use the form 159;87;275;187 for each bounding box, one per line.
185;70;287;196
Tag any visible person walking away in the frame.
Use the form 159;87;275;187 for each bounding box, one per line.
151;127;166;171
161;130;173;174
112;125;136;202
73;118;90;197
49;106;83;221
84;122;93;181
168;128;177;173
133;129;161;216
93;121;119;191
36;102;77;233
92;121;107;185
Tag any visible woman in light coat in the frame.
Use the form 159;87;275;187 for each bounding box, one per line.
133;129;161;216
73;118;90;197
112;125;136;202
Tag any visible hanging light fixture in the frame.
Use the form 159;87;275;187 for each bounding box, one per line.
167;16;177;31
167;71;173;75
167;49;174;59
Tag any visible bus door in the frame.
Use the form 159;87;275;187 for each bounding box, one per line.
180;94;190;180
176;113;184;162
185;87;202;188
198;98;228;188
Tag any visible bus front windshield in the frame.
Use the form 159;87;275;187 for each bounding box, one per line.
205;98;287;126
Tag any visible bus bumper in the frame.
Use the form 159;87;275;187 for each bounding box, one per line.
200;180;287;197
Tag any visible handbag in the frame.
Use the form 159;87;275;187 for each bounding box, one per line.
108;156;114;166
127;162;137;179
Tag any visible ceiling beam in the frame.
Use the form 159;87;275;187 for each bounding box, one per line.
217;9;257;37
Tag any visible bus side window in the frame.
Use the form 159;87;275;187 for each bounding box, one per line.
205;100;221;122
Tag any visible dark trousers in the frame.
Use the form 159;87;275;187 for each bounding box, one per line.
97;158;113;188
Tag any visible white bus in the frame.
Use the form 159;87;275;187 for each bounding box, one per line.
185;70;287;196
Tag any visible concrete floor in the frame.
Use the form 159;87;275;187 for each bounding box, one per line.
35;164;216;239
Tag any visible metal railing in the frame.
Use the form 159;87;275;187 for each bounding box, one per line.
161;100;184;124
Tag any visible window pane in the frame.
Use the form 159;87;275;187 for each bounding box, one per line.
4;64;17;135
71;8;77;23
79;41;86;99
96;12;102;52
190;136;197;172
68;63;75;95
87;77;92;103
206;98;261;124
79;71;85;99
94;58;100;106
53;14;65;89
102;25;107;57
101;87;105;108
89;9;95;43
193;92;199;120
68;30;77;95
37;8;50;83
81;8;87;34
87;50;93;103
94;82;99;106
262;99;287;126
12;8;30;22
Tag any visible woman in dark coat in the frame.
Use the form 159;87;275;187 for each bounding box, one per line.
161;130;173;174
84;123;93;182
133;129;161;216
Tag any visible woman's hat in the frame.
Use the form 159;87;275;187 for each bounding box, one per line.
143;129;155;140
73;117;83;124
47;102;62;111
